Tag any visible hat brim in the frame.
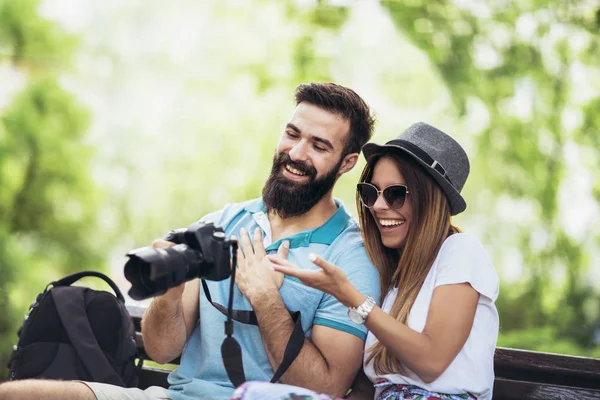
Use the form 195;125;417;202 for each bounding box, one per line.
362;142;467;215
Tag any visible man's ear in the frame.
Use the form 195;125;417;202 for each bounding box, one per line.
338;153;359;176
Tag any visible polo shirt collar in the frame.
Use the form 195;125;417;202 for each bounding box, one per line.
243;198;351;250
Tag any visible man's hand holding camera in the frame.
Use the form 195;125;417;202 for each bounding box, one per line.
234;227;289;304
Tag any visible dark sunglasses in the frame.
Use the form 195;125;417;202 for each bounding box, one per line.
357;182;410;210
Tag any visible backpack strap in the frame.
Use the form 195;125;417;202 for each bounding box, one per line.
52;287;126;387
52;271;125;303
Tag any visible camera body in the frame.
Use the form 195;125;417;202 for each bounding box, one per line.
124;222;234;300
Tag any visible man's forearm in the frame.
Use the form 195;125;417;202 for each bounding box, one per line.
141;297;188;364
249;289;346;397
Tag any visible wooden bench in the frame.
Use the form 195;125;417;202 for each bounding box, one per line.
127;305;600;399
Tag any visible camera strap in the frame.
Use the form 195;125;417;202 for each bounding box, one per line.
202;279;305;386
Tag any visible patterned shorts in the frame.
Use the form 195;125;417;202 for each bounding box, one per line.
229;381;476;400
375;383;476;400
230;381;342;400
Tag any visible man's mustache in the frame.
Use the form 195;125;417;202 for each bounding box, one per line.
274;153;317;179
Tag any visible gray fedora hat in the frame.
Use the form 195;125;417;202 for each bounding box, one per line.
362;122;470;215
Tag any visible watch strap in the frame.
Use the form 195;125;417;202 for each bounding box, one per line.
349;296;376;324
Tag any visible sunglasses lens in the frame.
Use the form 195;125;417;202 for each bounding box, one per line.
357;184;378;207
383;185;407;209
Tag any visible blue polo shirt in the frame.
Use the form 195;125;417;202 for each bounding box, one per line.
167;198;381;400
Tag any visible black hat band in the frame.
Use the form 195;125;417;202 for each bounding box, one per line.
391;139;454;186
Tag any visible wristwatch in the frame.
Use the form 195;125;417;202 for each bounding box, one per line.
348;296;376;324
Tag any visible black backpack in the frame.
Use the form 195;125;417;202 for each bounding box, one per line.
8;271;141;387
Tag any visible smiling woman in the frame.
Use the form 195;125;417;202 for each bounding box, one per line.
243;122;500;400
358;159;414;251
354;124;498;398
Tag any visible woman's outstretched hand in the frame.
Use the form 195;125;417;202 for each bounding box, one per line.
267;253;365;308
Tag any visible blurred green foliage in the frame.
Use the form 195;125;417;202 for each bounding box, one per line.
1;0;599;381
0;0;106;380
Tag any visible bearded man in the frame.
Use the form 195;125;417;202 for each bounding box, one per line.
0;83;380;400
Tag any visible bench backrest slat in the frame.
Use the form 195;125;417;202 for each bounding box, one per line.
494;348;600;389
126;304;600;398
493;378;600;400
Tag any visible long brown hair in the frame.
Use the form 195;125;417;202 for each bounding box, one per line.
358;153;461;375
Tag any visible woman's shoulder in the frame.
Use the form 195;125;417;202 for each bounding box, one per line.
434;232;499;301
442;231;484;248
436;232;490;260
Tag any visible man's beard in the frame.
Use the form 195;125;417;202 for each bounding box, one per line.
262;152;342;219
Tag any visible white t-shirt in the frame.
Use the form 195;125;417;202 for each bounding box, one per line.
364;233;499;400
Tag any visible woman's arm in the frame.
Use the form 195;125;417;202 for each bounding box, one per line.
269;254;479;383
362;283;478;382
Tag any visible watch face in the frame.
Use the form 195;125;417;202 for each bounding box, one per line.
348;309;364;324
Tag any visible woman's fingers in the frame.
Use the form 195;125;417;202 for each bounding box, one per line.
308;253;335;272
271;264;310;280
268;253;335;274
266;254;294;267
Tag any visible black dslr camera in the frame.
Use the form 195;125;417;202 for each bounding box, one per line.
124;222;236;300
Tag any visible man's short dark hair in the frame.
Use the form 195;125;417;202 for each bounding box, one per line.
294;82;375;156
